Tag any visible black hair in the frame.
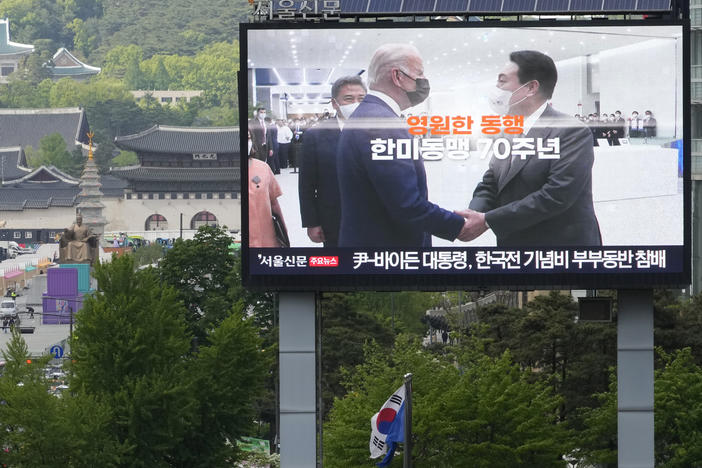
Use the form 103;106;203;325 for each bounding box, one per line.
331;75;366;101
509;50;557;99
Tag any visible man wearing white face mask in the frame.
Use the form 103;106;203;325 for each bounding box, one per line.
461;50;601;246
298;76;366;246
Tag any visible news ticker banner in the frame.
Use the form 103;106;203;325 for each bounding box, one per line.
250;246;683;275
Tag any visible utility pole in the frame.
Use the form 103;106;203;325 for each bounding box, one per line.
403;373;413;468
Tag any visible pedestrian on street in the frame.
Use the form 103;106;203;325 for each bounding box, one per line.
2;318;7;333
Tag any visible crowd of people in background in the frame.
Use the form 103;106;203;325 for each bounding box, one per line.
248;106;328;175
575;110;658;146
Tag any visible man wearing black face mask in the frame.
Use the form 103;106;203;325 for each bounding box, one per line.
336;43;470;247
461;50;601;247
643;110;657;141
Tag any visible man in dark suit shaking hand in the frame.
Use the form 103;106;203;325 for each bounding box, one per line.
463;50;602;247
299;75;367;247
337;43;470;247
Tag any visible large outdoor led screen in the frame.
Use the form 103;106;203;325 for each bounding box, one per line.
240;20;689;290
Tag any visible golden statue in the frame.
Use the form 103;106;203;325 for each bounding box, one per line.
59;213;99;264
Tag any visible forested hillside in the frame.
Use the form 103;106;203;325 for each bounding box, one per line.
0;0;250;60
0;0;251;173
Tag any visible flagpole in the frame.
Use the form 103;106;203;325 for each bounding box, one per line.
403;373;413;468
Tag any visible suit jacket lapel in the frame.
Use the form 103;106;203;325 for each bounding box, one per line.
497;115;552;193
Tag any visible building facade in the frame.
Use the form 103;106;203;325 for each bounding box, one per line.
111;125;241;233
0;18;33;84
130;90;204;106
45;48;100;81
0;111;241;237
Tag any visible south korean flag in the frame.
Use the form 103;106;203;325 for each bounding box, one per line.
370;384;405;464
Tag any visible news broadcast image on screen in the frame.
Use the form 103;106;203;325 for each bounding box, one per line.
241;21;689;290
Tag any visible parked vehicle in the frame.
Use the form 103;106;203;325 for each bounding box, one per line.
0;241;20;258
0;299;17;319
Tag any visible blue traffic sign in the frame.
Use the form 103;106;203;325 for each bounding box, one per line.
50;345;64;359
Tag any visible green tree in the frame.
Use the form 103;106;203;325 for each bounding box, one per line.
26;132;83;176
71;255;196;466
177;312;266;466
158;225;236;342
49;77;82;107
0;77;51;107
324;336;571;468
0;0;66;47
321;293;395;419
579;347;702;468
58;0;103;21
91;131;117;173
227;252;279;443
91;0;248;59
654;291;702;365
469;292;616;423
131;243;164;266
349;291;437;336
18;47;51;84
111;150;138;167
151;56;170;89
0;328;119;467
181;41;239;107
70;253;266;466
654;347;702;467
67;18;98;57
83;96;146;139
101;44;144;79
124;52;144;90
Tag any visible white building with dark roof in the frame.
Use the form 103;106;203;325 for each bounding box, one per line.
0;18;33;83
0;108;124;239
111;125;240;232
0;115;241;238
131;90;203;106
45;48;101;81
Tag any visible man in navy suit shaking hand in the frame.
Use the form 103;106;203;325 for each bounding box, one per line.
337;43;471;247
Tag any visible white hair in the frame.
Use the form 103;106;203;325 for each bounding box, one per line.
367;43;421;88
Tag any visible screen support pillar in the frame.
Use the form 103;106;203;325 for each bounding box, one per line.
617;289;654;468
692;181;702;295
279;292;317;467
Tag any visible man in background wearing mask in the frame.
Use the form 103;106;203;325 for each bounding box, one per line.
461;50;601;246
629;111;642;138
337;43;471;247
298;75;366;246
643;110;657;142
248;107;270;162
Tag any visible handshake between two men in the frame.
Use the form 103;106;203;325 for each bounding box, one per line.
454;209;488;243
